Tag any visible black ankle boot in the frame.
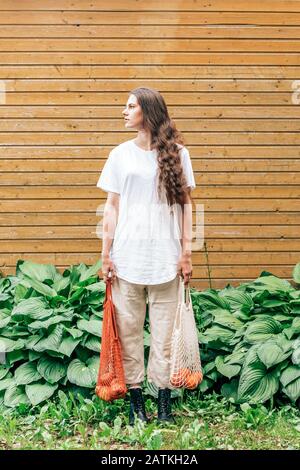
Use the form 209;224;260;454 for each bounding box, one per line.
129;388;150;426
157;388;175;424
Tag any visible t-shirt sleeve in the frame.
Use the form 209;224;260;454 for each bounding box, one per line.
96;149;121;194
181;147;196;190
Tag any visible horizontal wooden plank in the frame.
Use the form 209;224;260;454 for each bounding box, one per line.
1;252;299;266
2;39;300;52
0;52;299;65
0;65;300;79
0;199;299;212
1;132;300;145
1;173;300;186
0;212;299;226
0;238;298;252
1;93;297;106
1;12;300;26
1;146;299;159
1;1;300;12
0;183;300;197
0;185;300;199
0;225;299;239
0;158;300;173
1;25;300;39
3;79;300;93
2;118;300;133
1;106;300;119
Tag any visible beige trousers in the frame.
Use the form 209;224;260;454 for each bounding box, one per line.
111;273;180;389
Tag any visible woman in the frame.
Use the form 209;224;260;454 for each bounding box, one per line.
96;87;196;425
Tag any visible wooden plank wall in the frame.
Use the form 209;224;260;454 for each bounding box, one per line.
0;0;299;290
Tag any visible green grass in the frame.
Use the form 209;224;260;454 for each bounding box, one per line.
0;392;299;450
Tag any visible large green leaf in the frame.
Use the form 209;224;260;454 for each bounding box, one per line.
11;297;54;322
196;291;232;311
57;336;81;357
251;274;294;294
14;362;42;385
25;381;58;406
4;383;30;407
238;364;280;404
0;336;25;352
63;327;83;339
67;287;86;304
244;317;282;344
19;277;57;298
86;281;106;293
28;315;67;331
77;319;102;337
237;346;280;403
226;344;249;365
257;338;292;369
280;365;300;387
14;283;28;303
219;290;254;316
200;325;235;344
0;376;15;391
83;334;100;353
282;377;300;402
78;259;102;283
67;356;99;388
215;355;241;379
33;324;64;353
17;260;57;283
212;311;244;331
37;356;67;384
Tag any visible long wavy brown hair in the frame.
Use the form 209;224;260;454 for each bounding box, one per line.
129;86;194;210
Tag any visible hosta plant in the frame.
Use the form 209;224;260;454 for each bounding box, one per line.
192;268;300;405
0;260;299;408
0;259;104;407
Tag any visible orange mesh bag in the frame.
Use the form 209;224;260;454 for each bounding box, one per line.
95;274;127;401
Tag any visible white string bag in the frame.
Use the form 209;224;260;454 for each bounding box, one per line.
169;277;203;389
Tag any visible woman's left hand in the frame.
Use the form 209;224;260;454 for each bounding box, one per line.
177;254;193;287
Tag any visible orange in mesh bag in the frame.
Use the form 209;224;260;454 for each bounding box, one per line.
95;273;127;401
169;277;203;390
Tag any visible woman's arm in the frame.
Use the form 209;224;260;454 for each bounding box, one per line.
181;189;193;256
101;191;119;282
177;188;193;285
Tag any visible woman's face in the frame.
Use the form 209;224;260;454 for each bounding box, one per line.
122;94;144;129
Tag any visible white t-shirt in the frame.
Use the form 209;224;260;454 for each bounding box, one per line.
96;139;196;285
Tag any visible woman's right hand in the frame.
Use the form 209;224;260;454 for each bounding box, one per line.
100;256;117;284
